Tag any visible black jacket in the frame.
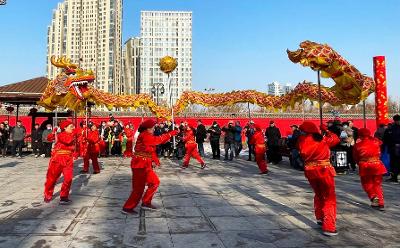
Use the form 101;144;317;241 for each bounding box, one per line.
196;124;207;143
384;123;400;153
265;126;281;146
31;128;42;142
222;125;235;144
208;125;221;142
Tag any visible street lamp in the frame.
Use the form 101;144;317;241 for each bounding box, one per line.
151;83;165;105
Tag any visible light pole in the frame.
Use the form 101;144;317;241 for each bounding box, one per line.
151;83;165;105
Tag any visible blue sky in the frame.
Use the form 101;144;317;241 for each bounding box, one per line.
0;0;399;98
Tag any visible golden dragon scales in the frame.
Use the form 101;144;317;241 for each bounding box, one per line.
38;41;375;118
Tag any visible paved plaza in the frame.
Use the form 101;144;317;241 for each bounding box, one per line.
0;152;399;248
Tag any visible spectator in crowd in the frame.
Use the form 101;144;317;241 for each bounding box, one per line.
109;113;115;122
234;121;243;158
222;120;236;161
383;114;400;183
99;121;111;157
31;123;42;158
10;120;26;158
123;124;135;158
348;120;359;141
195;120;207;157
175;123;186;160
287;125;303;170
160;122;173;158
111;120;123;156
341;121;356;171
0;122;9;157
208;121;221;159
374;123;387;141
245;121;255;161
154;123;163;156
41;124;54;157
265;120;282;164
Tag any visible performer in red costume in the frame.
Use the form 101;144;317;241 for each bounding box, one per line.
43;120;76;205
297;121;340;236
353;128;386;210
78;121;88;158
182;122;206;169
82;124;101;174
123;124;134;158
122;119;178;214
249;124;268;174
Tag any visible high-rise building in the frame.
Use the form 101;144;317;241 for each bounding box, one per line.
140;11;192;105
47;0;123;95
123;37;141;95
284;83;293;94
268;81;284;96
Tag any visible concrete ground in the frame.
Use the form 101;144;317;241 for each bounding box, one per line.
0;151;399;248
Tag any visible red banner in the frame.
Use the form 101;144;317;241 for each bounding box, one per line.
373;56;389;126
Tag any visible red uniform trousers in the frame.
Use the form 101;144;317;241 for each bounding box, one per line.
123;167;160;209
305;166;337;232
44;154;74;200
183;143;204;167
83;152;100;172
255;145;268;173
361;175;384;206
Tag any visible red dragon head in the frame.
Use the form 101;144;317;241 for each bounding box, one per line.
50;56;95;100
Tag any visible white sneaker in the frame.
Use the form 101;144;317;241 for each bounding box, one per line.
35;155;39;158
40;154;46;158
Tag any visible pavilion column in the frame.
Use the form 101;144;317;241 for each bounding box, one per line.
16;104;20;125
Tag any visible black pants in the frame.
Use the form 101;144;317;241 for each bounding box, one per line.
104;141;110;156
390;154;400;179
197;142;205;157
43;142;53;157
210;140;220;159
267;145;282;164
224;143;234;160
234;141;242;157
32;141;42;155
12;140;24;156
247;143;254;160
112;141;122;155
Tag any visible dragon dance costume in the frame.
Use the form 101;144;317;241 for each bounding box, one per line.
353;128;386;210
122;119;178;213
44;120;76;204
298;122;340;235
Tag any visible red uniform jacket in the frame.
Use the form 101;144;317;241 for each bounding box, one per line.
353;137;387;176
131;131;175;169
125;128;134;141
183;129;196;144
297;131;339;178
87;130;100;154
48;131;75;155
249;130;266;152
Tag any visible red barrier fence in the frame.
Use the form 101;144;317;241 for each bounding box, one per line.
1;115;378;136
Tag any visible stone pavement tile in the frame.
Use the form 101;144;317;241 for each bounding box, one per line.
162;195;195;207
78;218;137;234
244;216;282;230
232;205;264;216
17;234;72;248
123;234;173;248
94;196;124;207
142;217;170;234
0;219;40;235
69;232;124;248
217;230;278;248
209;217;254;231
200;206;241;217
0;235;26;248
34;219;74;234
164;206;202;217
167;217;212;234
86;206;130;220
171;233;225;248
192;196;231;207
